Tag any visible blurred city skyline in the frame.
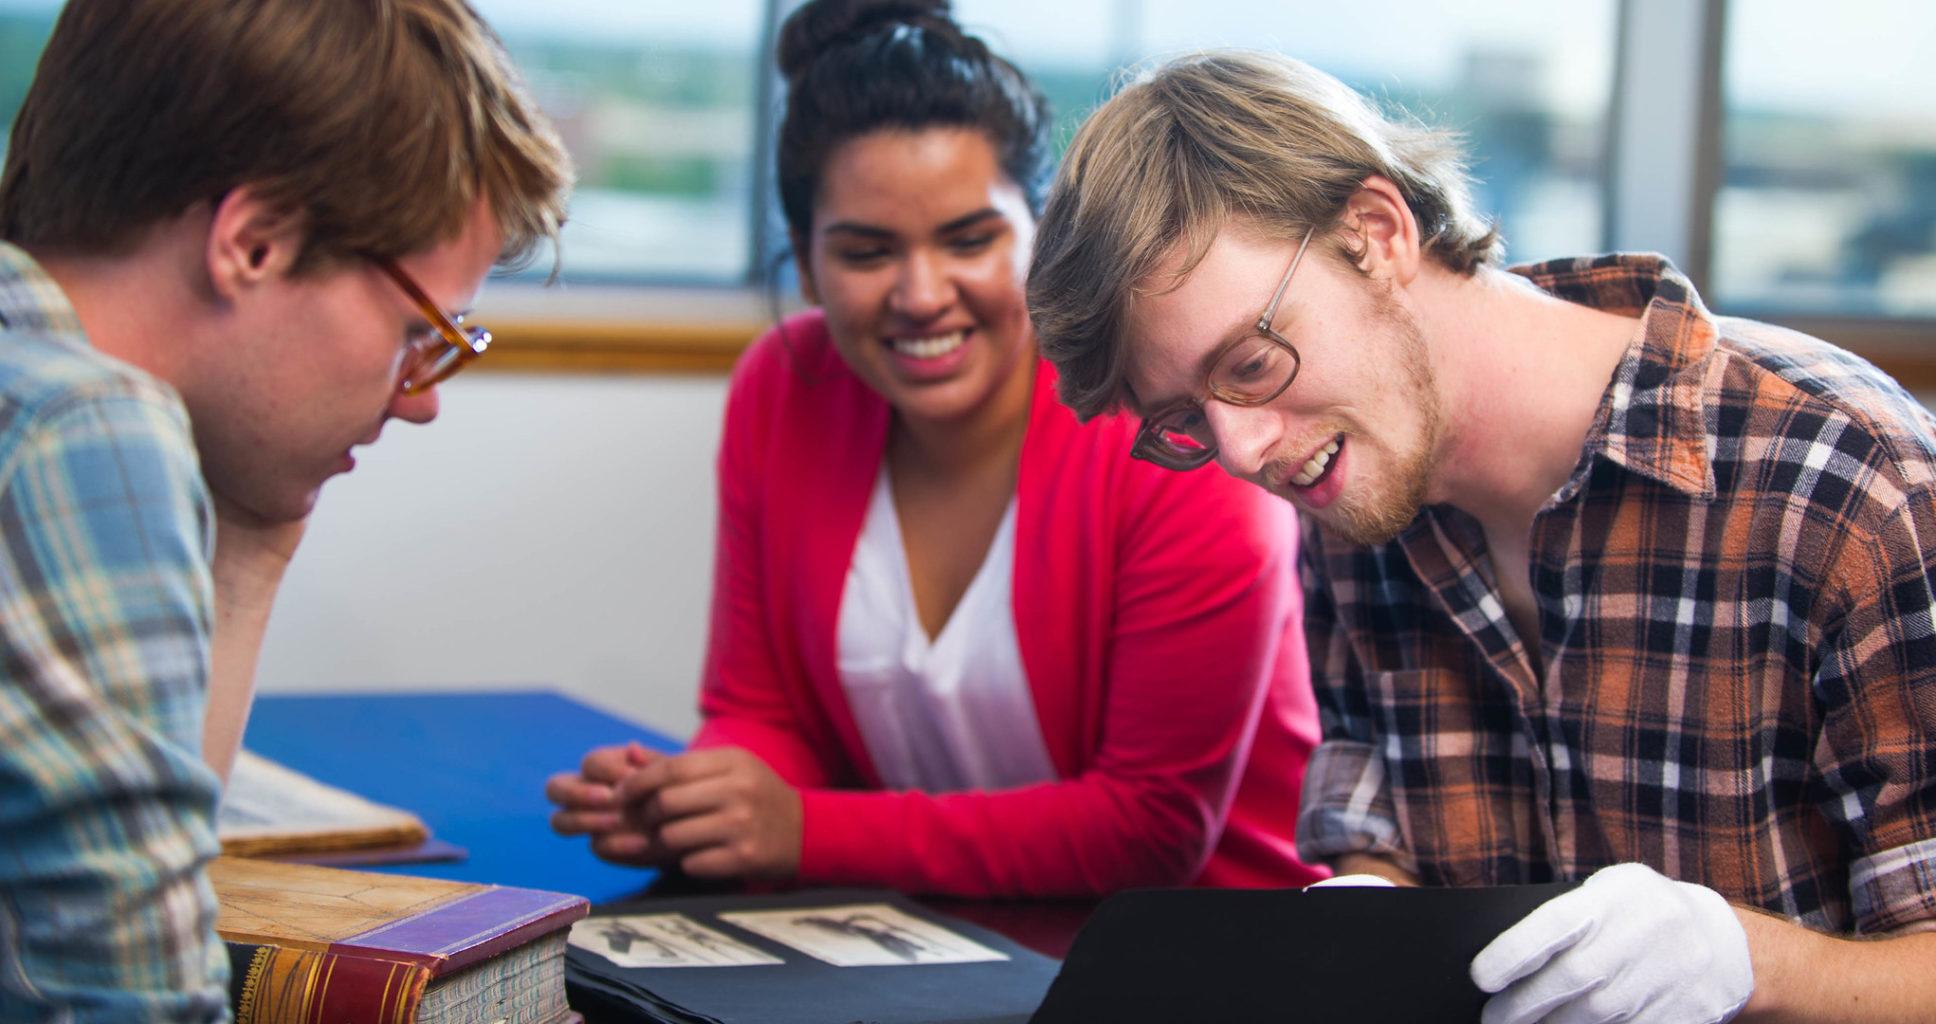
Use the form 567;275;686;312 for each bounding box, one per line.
1;0;1931;317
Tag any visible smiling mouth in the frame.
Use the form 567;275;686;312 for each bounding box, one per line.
1288;434;1343;489
888;329;967;359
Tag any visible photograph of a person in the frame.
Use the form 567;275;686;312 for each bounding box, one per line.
793;911;936;963
569;913;783;968
722;903;1008;967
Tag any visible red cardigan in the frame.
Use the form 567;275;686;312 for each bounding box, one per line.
692;312;1324;896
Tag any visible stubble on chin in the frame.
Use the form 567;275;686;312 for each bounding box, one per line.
1316;460;1430;547
1313;289;1444;548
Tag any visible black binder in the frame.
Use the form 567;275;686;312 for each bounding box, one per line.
1030;882;1576;1024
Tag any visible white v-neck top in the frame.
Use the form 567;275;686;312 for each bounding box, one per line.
835;466;1057;793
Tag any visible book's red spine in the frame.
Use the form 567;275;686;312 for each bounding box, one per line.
228;942;430;1024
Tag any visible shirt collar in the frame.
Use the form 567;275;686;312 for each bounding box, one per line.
1511;253;1718;501
0;241;85;336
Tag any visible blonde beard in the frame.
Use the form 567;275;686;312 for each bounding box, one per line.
1309;289;1444;548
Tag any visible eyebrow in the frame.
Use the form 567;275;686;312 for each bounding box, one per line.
821;207;1004;239
1133;314;1261;415
937;208;1003;233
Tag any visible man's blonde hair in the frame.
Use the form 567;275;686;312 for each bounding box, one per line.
1028;50;1499;420
0;0;572;273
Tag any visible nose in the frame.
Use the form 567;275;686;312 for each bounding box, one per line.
889;251;954;322
388;384;440;426
1204;400;1282;479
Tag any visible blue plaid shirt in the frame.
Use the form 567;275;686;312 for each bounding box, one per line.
0;243;228;1021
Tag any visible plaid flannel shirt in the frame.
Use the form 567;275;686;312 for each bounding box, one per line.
1295;253;1936;936
0;243;228;1020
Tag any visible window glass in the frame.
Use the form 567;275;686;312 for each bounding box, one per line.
0;2;59;160
1714;0;1936;318
4;1;1617;283
473;1;764;284
0;1;765;286
956;0;1616;265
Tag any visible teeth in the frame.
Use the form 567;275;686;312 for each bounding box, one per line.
1291;437;1343;488
892;330;966;359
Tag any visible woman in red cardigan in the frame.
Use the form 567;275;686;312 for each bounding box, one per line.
545;0;1325;897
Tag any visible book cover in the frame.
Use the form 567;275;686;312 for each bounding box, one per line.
218;748;433;857
1029;882;1578;1024
211;856;589;1024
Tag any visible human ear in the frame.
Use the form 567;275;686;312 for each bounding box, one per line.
1339;175;1422;286
790;230;820;306
205;185;306;301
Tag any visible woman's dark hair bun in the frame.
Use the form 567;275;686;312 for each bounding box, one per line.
777;0;956;81
772;0;1050;239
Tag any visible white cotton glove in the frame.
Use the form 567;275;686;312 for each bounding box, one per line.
1470;863;1752;1024
1304;873;1399;889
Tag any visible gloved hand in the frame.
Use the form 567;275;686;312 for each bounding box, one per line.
1305;873;1399;889
1470;862;1753;1024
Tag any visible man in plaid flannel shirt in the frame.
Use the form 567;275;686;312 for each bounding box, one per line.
0;2;570;1020
1030;51;1935;1023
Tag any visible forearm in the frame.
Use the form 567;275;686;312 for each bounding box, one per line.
1736;909;1936;1022
3;663;229;1019
799;777;1212;897
1;836;229;1022
1329;851;1420;886
201;577;275;783
689;716;835;789
201;505;303;782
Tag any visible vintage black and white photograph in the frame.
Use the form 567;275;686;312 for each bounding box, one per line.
719;904;1010;967
568;913;784;969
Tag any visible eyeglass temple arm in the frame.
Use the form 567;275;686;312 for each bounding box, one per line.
1257;227;1318;332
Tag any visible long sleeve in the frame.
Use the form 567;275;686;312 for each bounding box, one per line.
774;385;1316;894
0;390;228;1023
687;324;1314;897
1811;483;1936;935
792;468;1301;897
689;335;843;789
1292;523;1411;872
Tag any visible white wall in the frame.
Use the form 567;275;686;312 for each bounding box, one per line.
248;366;1936;748
253;371;729;739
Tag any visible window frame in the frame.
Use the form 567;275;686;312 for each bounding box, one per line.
1608;0;1936;387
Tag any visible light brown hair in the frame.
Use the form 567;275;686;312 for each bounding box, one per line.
1028;50;1500;420
0;0;572;272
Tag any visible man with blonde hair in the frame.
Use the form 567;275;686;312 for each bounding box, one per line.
1030;51;1935;1023
0;1;571;1018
